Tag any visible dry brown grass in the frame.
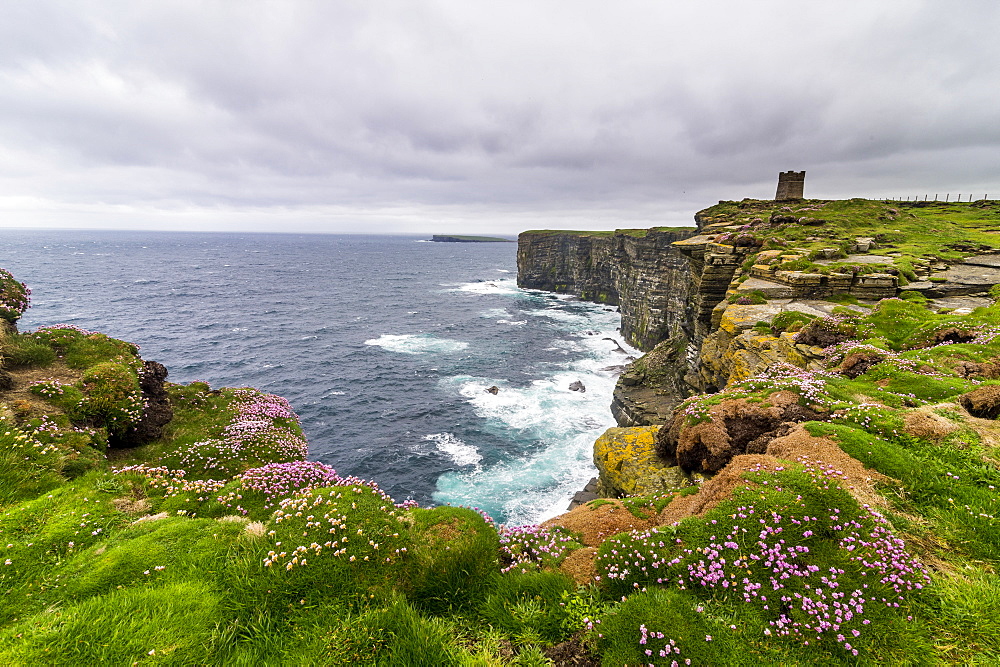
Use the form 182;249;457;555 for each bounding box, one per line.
0;361;82;417
541;499;659;547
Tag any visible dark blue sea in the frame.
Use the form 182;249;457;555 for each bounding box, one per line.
0;230;635;524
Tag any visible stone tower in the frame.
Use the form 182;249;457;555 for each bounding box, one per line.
775;170;805;200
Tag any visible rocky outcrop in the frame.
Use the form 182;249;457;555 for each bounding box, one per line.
655;390;827;474
117;360;173;447
610;334;690;426
519;198;1000;501
593;426;693;497
907;254;1000;297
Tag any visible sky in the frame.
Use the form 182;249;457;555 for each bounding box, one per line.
1;0;999;235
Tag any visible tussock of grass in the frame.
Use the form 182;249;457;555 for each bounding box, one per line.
0;334;56;368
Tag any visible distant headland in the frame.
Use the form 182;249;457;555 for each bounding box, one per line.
430;234;515;243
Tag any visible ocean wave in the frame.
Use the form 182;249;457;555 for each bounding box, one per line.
445;278;521;295
432;315;635;523
363;333;469;355
526;308;595;326
432;425;599;525
424;432;482;467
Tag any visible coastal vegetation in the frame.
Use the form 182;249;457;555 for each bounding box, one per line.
3;196;1000;664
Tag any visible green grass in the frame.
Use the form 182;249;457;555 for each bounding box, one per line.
0;422;65;506
696;199;1000;281
404;506;500;614
805;421;1000;563
520;226;695;238
0;580;224;664
0;334;56;368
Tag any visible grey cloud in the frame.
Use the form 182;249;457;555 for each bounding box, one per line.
1;0;999;234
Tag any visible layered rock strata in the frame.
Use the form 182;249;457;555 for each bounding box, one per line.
517;228;698;352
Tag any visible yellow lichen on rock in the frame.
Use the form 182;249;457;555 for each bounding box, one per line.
593;426;690;497
719;303;782;336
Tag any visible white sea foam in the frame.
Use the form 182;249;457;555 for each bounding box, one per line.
424;432;482;467
434;323;639;524
446;278;521;296
526;308;597;326
364;333;469;355
481;308;512;319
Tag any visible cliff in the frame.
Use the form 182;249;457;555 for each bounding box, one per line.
517;227;699;352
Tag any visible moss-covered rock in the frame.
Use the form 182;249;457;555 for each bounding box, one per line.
0;269;29;325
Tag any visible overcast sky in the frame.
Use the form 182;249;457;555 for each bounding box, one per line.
1;1;998;235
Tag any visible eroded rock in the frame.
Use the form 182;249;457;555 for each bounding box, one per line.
610;334;690;426
960;386;1000;419
839;351;885;379
794;317;855;348
656;391;825;474
116;360;173;447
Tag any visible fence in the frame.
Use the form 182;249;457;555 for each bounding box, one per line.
877;194;993;202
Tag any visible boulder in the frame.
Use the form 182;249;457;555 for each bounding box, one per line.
569;380;586;392
594;426;692;496
485;385;500;395
567;477;601;510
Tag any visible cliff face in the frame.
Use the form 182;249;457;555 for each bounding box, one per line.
517;228;698;352
517;227;750;426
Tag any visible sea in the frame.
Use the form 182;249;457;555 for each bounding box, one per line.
0;230;637;525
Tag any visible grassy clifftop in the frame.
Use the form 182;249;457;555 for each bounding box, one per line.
696;198;1000;280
